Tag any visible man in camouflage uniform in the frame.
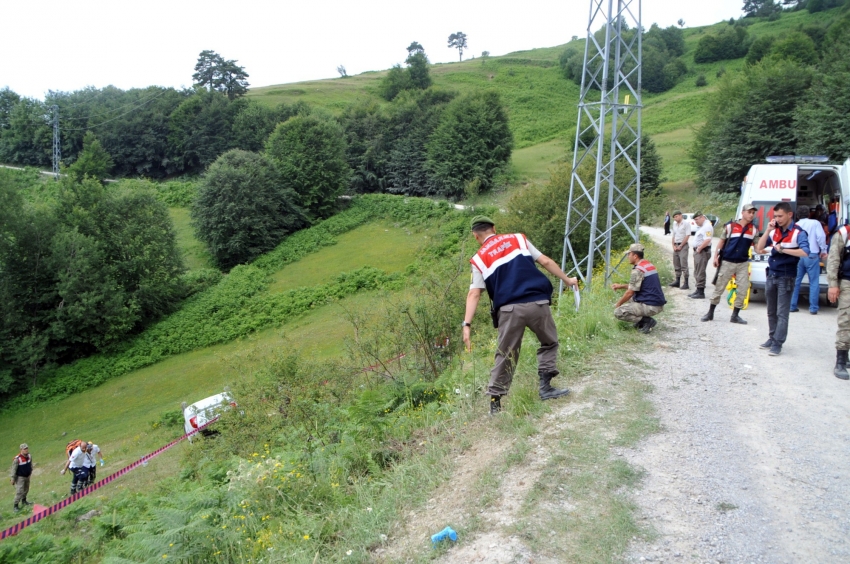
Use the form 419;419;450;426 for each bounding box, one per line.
612;243;667;333
827;223;850;380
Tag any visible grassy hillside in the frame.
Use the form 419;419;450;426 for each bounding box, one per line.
249;7;841;195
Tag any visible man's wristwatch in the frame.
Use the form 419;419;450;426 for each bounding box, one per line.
461;321;471;328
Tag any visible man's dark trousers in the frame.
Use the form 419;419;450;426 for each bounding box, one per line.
766;274;794;346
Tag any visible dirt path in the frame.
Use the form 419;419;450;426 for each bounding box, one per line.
376;228;849;564
625;226;850;564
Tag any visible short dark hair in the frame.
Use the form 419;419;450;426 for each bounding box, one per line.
796;205;810;220
631;250;644;259
471;223;495;234
774;202;793;214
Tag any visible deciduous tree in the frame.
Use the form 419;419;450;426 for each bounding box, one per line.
192;50;250;100
192;149;305;269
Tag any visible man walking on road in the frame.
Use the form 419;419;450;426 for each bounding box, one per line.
612;243;667;333
10;443;32;513
462;216;578;415
701;203;759;325
755;202;810;356
670;211;690;290
688;212;713;299
790;205;828;315
827;223;850;379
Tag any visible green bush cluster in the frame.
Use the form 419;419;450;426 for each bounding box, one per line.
561;24;686;94
2;195;467;409
694;26;749;63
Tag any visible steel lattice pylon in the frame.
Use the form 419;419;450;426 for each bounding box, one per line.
560;0;642;293
51;105;60;179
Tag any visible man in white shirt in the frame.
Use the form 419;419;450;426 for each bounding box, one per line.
670;211;691;290
790;205;828;314
84;442;104;486
689;212;714;299
61;441;93;496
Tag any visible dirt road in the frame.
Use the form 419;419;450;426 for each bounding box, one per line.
626;226;850;563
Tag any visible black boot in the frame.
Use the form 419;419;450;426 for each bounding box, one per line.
669;276;680;288
539;371;570;400
13;504;20;513
730;308;747;325
680;279;690;290
835;350;849;380
638;317;657;334
701;304;716;322
688;288;705;299
489;395;502;414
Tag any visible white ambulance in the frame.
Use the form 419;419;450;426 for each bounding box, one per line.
737;156;850;300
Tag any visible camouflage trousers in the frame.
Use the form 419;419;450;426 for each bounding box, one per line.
615;301;664;323
836;280;850;350
710;261;749;309
13;476;30;505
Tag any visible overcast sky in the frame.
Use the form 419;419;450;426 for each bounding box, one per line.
1;0;744;100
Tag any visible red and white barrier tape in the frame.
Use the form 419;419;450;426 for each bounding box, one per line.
0;416;220;541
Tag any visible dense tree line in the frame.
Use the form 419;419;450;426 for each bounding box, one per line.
0;84;314;178
560;23;687;94
0;169;186;398
691;5;850;191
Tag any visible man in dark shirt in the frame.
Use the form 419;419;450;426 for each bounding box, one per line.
10;443;33;512
755;202;810;356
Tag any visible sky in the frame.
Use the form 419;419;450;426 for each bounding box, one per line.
1;0;745;100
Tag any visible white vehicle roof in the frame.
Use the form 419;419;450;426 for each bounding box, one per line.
185;392;232;415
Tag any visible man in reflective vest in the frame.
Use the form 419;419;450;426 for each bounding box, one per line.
612;243;667;333
701;203;759;324
827;224;850;379
462;216;579;415
755;202;810;356
10;443;32;512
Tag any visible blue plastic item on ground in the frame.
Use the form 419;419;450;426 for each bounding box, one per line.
431;526;458;545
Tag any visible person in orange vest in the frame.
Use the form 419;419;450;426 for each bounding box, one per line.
10;443;33;513
462;216;578;415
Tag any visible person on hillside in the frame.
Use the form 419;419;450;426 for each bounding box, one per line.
10;443;33;513
790;205;828;315
61;440;93;496
755;202;810;356
826;223;850;380
612;243;667;333
664;210;671;235
701;203;759;325
688;212;713;299
84;442;105;486
670;211;690;290
462;216;578;415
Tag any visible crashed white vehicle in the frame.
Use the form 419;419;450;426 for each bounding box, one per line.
736;156;850;301
181;391;235;441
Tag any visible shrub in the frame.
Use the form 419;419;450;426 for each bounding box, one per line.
192;149;306;270
768;32;818;65
695;74;708;87
694;27;748;63
746;35;776;65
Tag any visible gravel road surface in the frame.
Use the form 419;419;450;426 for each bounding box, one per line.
625;226;850;564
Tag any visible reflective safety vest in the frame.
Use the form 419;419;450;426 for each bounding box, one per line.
633;259;667;307
839;226;850;281
13;454;32;477
722;221;757;263
767;222;808;277
470;233;553;312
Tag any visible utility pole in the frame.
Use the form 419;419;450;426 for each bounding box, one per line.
51;105;60;179
560;0;642;294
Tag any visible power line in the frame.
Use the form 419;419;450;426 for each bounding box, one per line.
60;88;173;132
59;88;173;122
